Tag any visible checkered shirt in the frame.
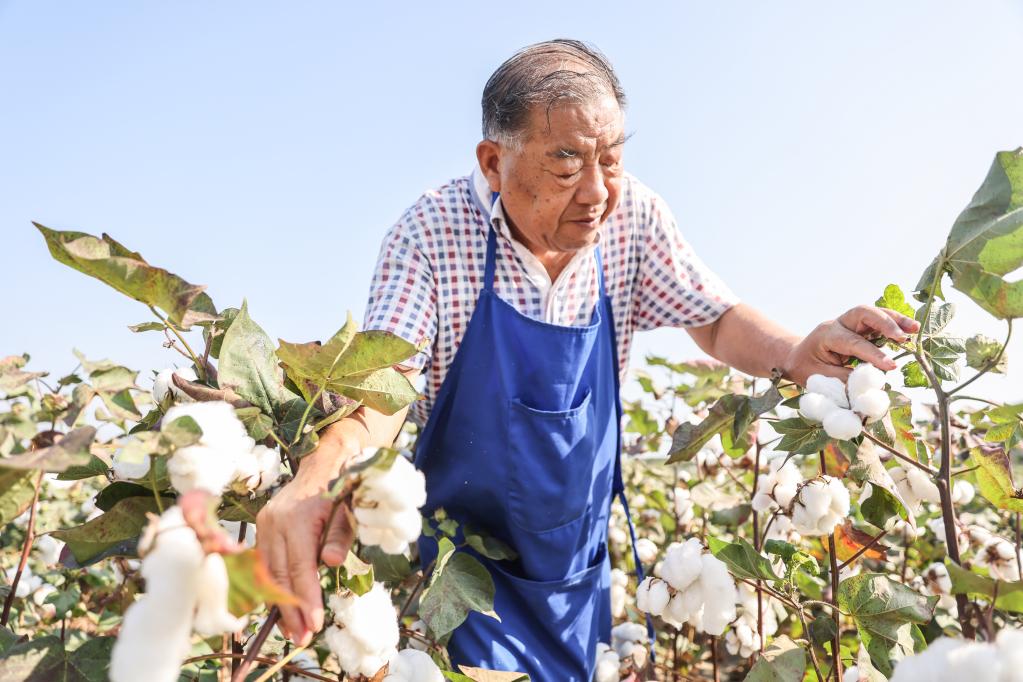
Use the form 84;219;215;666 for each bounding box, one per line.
364;168;739;426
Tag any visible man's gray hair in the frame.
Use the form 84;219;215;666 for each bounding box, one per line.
481;39;626;145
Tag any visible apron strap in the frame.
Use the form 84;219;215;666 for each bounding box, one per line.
483;192;500;292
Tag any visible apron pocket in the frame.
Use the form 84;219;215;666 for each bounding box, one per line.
506;388;595;533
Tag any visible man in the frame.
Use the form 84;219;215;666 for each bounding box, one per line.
257;39;918;679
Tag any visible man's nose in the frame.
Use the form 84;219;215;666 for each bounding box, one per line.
574;164;609;209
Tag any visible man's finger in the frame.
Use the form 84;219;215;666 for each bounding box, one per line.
268;530;305;643
804;362;852;382
320;504;354;567
287;528;325;642
878;307;921;334
831;328;897;371
839;305;909;343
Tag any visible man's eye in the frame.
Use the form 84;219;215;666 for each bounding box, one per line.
558;171;580;180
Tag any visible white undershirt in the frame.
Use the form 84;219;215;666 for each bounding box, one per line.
471;166;600;324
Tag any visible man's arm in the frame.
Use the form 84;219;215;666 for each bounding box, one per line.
686;302;919;385
256;368;420;646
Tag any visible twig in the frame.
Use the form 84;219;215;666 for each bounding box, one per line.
149;305;207;382
252;644;308;682
861;431;937;475
1;471;44;626
821;452;842;682
183;652;334;682
836;530;888;571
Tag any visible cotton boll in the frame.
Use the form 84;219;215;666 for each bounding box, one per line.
192;553;247;636
168;444;240;496
799;392;839;423
847;364;886;400
635;577;670;616
673;487;695;525
792;477;848;536
611;622;647;662
822;408;863;440
152;366;198;403
111;448;151;481
4;566;42;599
594;643;621;682
952;481;975;506
325;584;400;678
843;666;860;682
164;401;255;495
382;649;444;682
232;444;283;494
405;619;429;652
889;637;1003;682
610;568;628;619
977;537;1023;582
635;538;658;565
695;553;738;635
851;389;890;422
34;534;64;567
354;457;427;554
659;538;704;591
892;466;940;508
807;375;850;409
754;458;801;512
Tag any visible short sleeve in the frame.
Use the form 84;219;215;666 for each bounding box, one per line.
363;215;437;370
631;192;739;331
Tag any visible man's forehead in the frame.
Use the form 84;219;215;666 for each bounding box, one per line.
530;100;625;155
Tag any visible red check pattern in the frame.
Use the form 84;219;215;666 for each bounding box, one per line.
364;171;738;425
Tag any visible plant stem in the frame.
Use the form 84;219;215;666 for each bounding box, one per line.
252;644;307;682
796;606;826;682
836;530;888;571
149;305;207;382
148;456;164;513
821;452;842;682
752;440;765;653
861;431;937;475
1;471;43;627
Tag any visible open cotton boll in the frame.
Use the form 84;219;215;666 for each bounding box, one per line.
354;456;427;554
799;392;839;423
111;447;152;481
695;553;739;635
752;457;801;512
851;389;890;422
152;366;198;403
889;636;1003;682
847;363;886;400
952;480;975;505
891;467;940;509
977;537;1023;582
233;444;283;494
806;375;850;409
4;566;42;599
673;486;695;524
791;477;849;536
658;538;704;591
325;584;400;677
594;643;621;682
192;553;247;636
382;649;444;682
164;401;255;495
635;577;670;616
822;408;862;440
635;537;658;565
34;534;64;567
610;568;628;619
610;622;648;665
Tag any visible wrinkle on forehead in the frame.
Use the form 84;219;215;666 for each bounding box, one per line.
531;97;625;155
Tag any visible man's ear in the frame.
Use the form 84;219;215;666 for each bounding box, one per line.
475;140;503;193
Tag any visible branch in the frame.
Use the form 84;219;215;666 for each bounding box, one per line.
1;471;43;626
861;431;937;476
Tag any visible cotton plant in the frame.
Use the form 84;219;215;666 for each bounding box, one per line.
594;642;623;682
752;456;801;513
799;364;891;440
610;568;628;620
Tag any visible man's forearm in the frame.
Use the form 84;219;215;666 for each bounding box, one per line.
687;303;801;379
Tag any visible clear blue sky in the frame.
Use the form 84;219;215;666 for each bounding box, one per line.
3;1;1022;402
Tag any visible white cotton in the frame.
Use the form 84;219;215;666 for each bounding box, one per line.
233;444;283;494
843;666;860;682
110;507;204;682
977;537;1023;582
725;583;781;658
659;538;704;591
791;477;849;536
610;622;648;665
952;480;975;505
290;650;323;681
674;487;695;525
594;643;621;682
353;456;427;555
164;401;256;495
822;408;863;440
405;619;429;652
192;553;247;636
4;566;42;599
753;457;801;512
847;363;886;400
152;366;198;404
806;374;850;409
34;534;63;566
382;649;444;682
891;467;941;509
610;568;628;619
799;392;839;423
851;389;890;422
696;553;739;635
608;524;628;547
635;577;670;616
112;447;152;481
325;584;400;678
220;520;256;547
889;636;1004;682
635;538;658;565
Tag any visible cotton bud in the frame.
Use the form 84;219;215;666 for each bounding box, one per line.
847;363;886;399
822;408;863;440
635;538;658;565
353;455;427;554
806;375;850;409
610;568;628;619
752;457;801;512
324;584;400;677
850;389;890;422
791;477;850;536
635;577;670;616
799;392;839;423
594;643;621;682
382;649;443;682
152;366;198;403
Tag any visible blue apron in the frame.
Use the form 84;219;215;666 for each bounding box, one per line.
415;196;648;680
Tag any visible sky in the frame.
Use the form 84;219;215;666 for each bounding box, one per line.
2;1;1022;405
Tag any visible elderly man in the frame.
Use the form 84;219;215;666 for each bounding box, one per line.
257;39;918;679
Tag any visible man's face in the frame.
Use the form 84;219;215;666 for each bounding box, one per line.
478;94;625;255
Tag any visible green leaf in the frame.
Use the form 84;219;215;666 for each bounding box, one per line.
875;284;916;319
276;314;359;402
965;333;1008;374
44;585;81;619
218;494;267;523
159;415;202;448
218;300;294;416
743;636;806;682
0;469;37;525
837;573;937;676
93;482;172;512
984;403;1023;449
420;540;499;639
900;361;929;388
233;406;274;441
0;635;115;682
971;444;1023;511
464;527;518;562
203;307;239;360
0;427;95;473
707;536;781;582
0;354;47;396
55;453;110;481
666;394;742;463
51;496;161;564
860;483;911;531
916;302;955;335
945;560;1023;613
35;224;217;329
126;321;165;333
222;548;299;617
772;416;832;455
339;552;375;596
360;546;413;584
329;367;420;416
922;336;964;383
924;149;1023;319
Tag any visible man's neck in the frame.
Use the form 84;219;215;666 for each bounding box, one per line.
505;218;575;283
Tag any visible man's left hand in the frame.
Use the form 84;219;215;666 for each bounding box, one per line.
782;305;920;385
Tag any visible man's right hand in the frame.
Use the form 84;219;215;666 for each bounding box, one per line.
255;443;355;646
